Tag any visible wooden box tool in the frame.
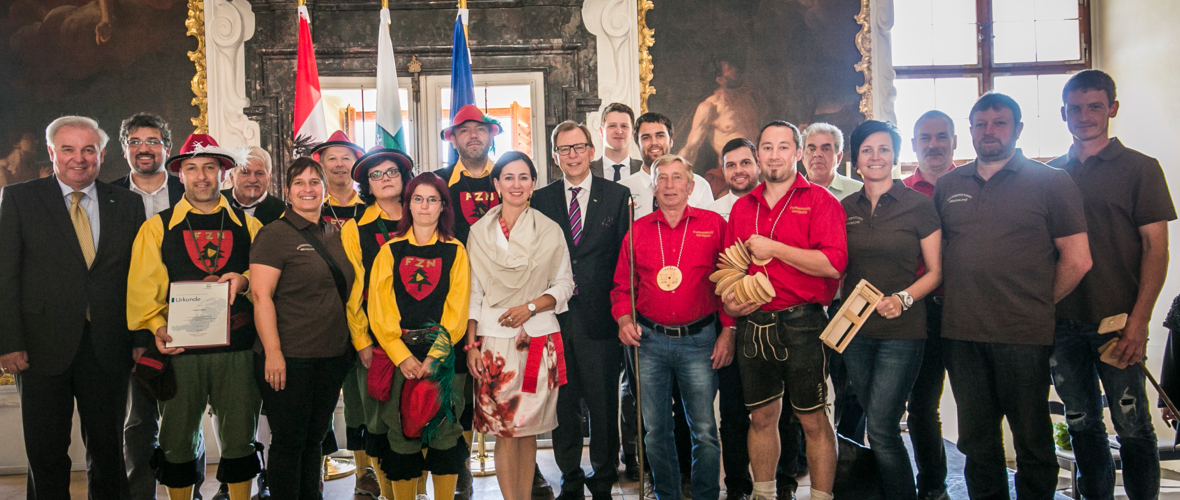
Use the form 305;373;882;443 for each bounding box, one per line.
819;279;883;353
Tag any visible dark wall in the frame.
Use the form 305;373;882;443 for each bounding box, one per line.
246;0;600;184
0;0;197;184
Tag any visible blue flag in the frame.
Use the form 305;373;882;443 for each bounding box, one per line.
448;9;475;165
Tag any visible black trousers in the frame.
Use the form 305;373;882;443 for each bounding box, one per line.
906;297;947;496
17;325;131;500
553;335;622;496
255;352;353;500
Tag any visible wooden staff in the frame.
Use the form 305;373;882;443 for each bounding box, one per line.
1140;361;1180;421
628;201;645;494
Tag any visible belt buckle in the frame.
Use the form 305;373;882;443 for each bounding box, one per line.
664;326;683;338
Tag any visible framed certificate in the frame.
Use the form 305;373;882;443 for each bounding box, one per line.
166;281;232;348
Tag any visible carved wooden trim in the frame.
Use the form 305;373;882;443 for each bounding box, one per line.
186;0;209;133
637;0;654;113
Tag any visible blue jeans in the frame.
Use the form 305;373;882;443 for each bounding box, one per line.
638;321;721;500
1051;319;1159;500
842;337;925;500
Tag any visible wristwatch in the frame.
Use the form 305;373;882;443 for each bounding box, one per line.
893;291;914;311
527;302;537;316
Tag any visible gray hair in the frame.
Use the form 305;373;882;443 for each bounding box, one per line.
245;146;273;172
801;122;844;153
46;116;110;151
650;154;695;189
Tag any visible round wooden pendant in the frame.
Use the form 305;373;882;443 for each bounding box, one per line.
656;265;683;291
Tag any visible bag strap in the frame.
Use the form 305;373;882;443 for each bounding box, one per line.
282;218;349;305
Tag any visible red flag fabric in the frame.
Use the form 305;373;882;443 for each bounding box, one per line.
293;5;327;157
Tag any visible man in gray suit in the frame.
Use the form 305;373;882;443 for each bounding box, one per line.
590;102;643;181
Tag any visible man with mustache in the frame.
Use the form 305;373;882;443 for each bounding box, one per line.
902;109;957;500
619;113;714;220
224;146;285;225
127;133;264;500
1049;70;1175;500
935;93;1091;499
313;131;367;229
110;114;208;500
590;102;643;181
722;121;846;500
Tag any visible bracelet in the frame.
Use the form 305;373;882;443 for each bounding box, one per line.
463;342;481;352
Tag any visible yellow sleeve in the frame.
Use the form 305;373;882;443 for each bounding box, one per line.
368;243;412;364
127;216;169;334
430;241;471;360
240;214;265;285
341;220;371;350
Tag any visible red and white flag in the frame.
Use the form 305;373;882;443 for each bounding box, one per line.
293;5;327;157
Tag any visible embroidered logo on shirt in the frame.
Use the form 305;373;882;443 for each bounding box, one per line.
297;244;315;252
693;230;714;238
460;191;500;225
183;230;234;272
846;216;863;226
399;256;442;300
948;193;973;204
790;206;810;215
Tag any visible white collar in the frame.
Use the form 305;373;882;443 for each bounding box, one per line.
562;174;592;193
128;174;169;196
232;188;268;208
57;176;97;200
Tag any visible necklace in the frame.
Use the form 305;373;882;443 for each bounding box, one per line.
655;214;690;291
755;187;798;240
183;209;227;276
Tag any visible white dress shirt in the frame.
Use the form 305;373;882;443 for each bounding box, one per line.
562;174;593;230
232;189;268;217
705;192;740;221
618;167;714;219
468;225;575;338
127;175;171;217
56;177;100;247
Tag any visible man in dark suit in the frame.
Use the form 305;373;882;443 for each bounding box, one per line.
224;146;285;225
0;116;146;499
589;103;643;181
110;113;185;215
533;121;631;500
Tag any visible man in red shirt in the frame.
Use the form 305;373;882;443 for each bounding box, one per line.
901;109;957;500
723;121;846;500
612;154;734;500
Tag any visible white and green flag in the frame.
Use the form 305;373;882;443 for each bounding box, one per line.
376;7;406;151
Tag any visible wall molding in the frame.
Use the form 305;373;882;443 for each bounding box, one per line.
582;0;639;152
205;0;261;147
870;0;896;124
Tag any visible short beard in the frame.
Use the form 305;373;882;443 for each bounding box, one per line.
188;188;220;204
132;163;163;175
459;144;490;163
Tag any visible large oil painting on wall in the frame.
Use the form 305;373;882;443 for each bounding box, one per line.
0;0;197;186
645;0;866;198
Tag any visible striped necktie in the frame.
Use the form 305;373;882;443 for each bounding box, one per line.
568;186;583;246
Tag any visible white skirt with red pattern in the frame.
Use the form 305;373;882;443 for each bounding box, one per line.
473;332;567;438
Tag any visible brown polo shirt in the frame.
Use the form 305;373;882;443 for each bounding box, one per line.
1049;138;1176;324
934;150;1087;345
250;212;356;358
842;180;941;339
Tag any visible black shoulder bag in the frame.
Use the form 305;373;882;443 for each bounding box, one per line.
282;218;349;305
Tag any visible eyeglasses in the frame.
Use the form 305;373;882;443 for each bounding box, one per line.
368;168;401;181
411;195;442;206
554;143;591;156
124;139;165;148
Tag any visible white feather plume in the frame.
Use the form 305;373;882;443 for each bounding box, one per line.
189;142;251;168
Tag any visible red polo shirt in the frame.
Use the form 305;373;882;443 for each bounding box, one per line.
611;206;735;328
902;165;955;197
726;176;847;310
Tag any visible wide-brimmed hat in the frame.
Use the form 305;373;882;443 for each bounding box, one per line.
352;148;415;184
440;104;503;141
165;134;246;172
311;130;365;161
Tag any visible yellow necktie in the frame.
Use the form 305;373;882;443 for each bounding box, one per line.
70;192;96;268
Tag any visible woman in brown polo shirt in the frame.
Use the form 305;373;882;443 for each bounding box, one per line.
840;120;942;500
249;157;358;499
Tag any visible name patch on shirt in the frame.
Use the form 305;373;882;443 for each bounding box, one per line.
948;193;973;204
693;230;715;238
790;206;810;215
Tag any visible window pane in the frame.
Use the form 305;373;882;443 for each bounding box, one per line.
993;0;1081;63
894;77;979;163
992;73;1074;159
892;0;977;66
321;87;415;161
